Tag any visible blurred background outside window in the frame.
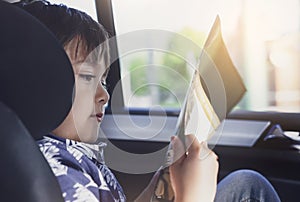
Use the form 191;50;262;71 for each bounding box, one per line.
112;0;300;113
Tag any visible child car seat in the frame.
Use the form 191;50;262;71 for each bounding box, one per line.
0;1;74;201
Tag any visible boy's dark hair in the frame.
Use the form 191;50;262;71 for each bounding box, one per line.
14;0;110;65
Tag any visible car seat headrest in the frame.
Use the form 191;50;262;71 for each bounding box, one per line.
0;1;74;139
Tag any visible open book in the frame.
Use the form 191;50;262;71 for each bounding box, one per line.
153;16;246;201
174;15;246;146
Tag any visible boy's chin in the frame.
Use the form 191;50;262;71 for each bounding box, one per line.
77;128;99;144
78;134;99;144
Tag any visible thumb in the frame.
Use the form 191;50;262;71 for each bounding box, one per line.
170;136;186;166
185;134;201;159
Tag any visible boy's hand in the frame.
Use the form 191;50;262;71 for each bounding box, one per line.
169;135;219;202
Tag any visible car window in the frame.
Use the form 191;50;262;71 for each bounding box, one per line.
111;0;300;113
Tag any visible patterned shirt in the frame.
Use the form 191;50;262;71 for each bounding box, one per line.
37;134;126;202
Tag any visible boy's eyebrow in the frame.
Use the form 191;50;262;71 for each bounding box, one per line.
74;62;110;78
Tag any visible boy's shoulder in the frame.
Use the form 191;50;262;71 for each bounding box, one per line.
36;135;126;202
37;135;84;172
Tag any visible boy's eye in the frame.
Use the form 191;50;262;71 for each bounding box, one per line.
101;81;108;90
78;74;96;82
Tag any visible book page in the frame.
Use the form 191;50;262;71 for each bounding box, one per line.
184;71;220;142
176;15;246;142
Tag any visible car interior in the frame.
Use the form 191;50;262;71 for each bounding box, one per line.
1;0;300;201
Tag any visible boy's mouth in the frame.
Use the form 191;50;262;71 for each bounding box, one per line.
96;113;103;123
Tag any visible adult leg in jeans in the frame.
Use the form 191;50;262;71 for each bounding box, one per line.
214;169;281;202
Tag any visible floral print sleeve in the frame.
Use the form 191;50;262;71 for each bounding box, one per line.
37;135;126;202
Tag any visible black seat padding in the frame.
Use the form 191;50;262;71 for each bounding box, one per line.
0;1;74;139
0;1;74;201
0;102;64;202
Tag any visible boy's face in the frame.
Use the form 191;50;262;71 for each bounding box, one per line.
52;37;109;143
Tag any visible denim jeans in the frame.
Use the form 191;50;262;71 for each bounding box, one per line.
214;170;281;202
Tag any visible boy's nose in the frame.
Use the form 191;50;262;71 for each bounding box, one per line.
95;84;109;105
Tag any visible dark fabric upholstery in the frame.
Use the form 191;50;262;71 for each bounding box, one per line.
0;102;64;201
0;0;74;140
0;1;74;201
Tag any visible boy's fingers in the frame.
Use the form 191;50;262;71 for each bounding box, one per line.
199;141;217;160
170;136;186;166
185;134;201;158
185;135;218;161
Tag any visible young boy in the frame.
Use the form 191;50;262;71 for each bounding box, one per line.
15;1;126;201
15;1;280;202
